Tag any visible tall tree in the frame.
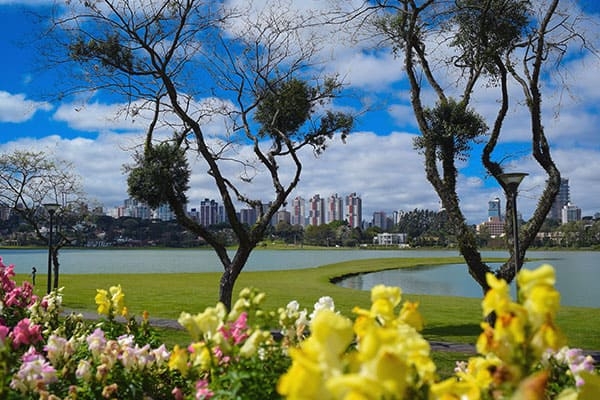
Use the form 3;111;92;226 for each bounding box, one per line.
52;0;353;308
0;150;86;291
354;0;593;292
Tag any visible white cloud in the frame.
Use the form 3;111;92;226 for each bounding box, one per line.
0;91;52;123
2;128;599;224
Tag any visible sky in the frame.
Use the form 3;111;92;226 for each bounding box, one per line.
0;0;599;225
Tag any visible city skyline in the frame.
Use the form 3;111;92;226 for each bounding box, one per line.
1;1;599;224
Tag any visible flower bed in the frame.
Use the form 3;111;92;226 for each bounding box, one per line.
0;257;598;399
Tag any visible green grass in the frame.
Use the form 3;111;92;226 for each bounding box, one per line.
18;256;600;352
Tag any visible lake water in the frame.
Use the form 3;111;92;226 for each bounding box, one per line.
1;248;597;308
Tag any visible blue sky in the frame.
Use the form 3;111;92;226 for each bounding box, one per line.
1;0;599;224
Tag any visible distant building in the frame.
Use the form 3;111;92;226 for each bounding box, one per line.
346;192;362;229
477;197;505;237
153;203;176;221
199;198;224;226
327;194;344;223
122;198;151;219
488;197;501;220
549;178;570;221
477;218;505;237
373;232;407;246
308;194;325;226
372;211;387;229
275;210;291;224
561;203;581;224
290;196;306;226
239;208;257;226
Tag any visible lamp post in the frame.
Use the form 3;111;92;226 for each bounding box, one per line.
498;173;528;289
43;203;60;294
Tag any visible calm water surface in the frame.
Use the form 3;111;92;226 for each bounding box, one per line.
1;248;597;308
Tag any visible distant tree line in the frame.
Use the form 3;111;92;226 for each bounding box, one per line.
1;208;598;249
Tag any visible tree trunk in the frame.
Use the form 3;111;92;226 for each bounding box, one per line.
218;246;253;310
52;248;60;290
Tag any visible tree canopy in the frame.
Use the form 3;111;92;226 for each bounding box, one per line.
52;0;354;308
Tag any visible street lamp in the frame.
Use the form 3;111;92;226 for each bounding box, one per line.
498;173;528;290
43;203;60;294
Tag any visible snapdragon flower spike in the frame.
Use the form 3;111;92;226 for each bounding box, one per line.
9;347;57;394
9;318;42;349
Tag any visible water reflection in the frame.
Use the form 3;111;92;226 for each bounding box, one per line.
338;264;487;298
337;258;599;309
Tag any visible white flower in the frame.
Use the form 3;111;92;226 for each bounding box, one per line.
309;296;335;320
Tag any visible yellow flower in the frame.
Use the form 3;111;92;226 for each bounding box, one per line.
109;285;125;316
530;321;566;357
327;374;388;400
188;341;212;370
369;285;401;321
310;309;354;360
371;285;402;307
178;303;227;342
95;289;111;316
482;273;511;317
429;377;480;400
277;347;330;399
239;330;271;357
517;264;555;297
522;284;560;330
168;345;189;376
399;301;424;331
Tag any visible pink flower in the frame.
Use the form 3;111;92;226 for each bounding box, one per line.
0;259;17;293
195;379;214;399
172;387;184;400
10;347;57;394
9;318;42;349
0;324;9;342
219;312;249;345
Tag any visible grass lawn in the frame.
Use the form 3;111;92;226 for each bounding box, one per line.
18;256;600;353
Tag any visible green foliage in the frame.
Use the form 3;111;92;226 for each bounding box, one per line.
451;0;531;74
255;78;312;137
70;33;134;71
414;98;488;162
209;343;290;399
126;143;190;209
254;77;353;153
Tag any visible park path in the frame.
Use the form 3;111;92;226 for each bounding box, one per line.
63;308;600;363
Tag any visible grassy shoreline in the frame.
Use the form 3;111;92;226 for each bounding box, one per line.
16;256;600;351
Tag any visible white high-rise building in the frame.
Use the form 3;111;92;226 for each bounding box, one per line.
290;196;306;226
327;194;344;223
308;194;325;226
346;192;362;229
561;203;581;224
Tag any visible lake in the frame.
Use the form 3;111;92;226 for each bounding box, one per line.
1;248;597;308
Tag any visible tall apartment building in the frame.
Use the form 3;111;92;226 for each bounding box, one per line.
123;198;152;219
275;210;291;224
561;203;581;224
346;192;362;229
290;196;306;226
239;208;257;226
488;197;501;220
308;194;325;226
199;198;224;226
549;178;570;221
372;211;387;229
327;194;344;223
153;203;176;221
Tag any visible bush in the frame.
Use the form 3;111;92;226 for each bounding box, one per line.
0;256;598;399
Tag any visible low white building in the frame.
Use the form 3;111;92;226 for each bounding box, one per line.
373;232;407;246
